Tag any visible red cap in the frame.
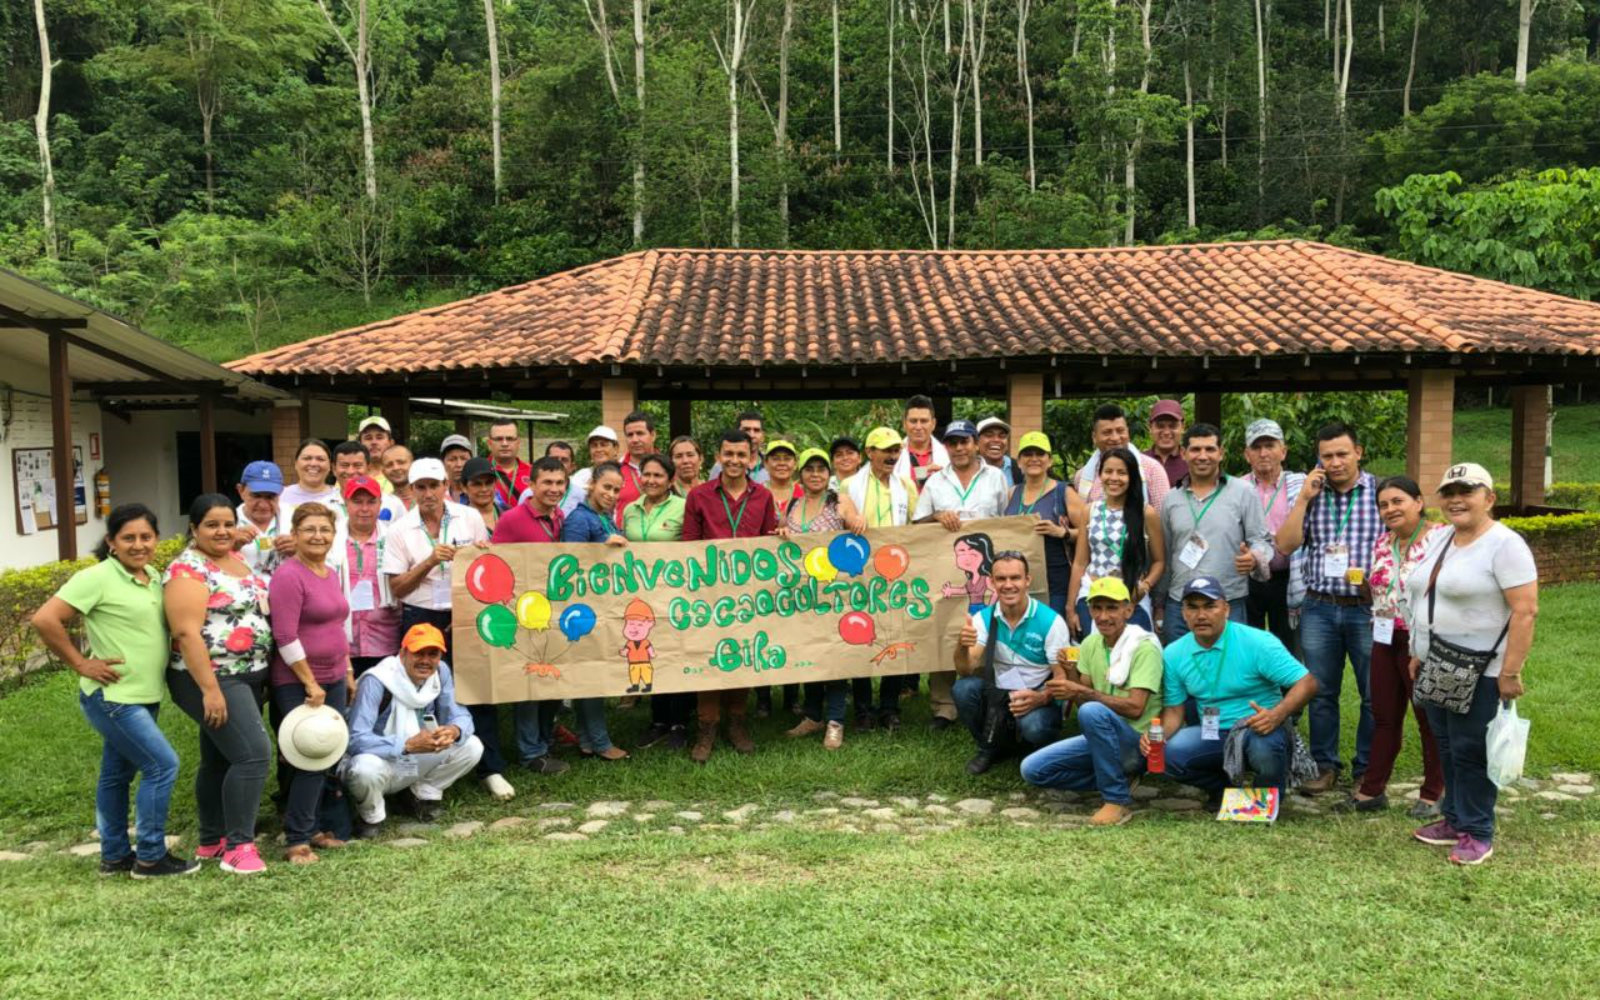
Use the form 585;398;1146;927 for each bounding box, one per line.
1150;399;1184;422
341;475;382;500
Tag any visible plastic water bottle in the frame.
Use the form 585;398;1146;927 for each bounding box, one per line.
1147;718;1166;774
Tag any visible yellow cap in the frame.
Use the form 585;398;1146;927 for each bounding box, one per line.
765;439;798;457
796;448;830;470
1087;577;1131;603
864;427;904;451
1017;431;1052;454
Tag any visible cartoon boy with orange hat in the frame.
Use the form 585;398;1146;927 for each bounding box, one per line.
620;598;657;694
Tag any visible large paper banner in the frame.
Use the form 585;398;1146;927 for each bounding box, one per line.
449;516;1049;703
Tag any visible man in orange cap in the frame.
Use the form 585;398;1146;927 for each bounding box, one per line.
620;599;658;694
343;623;483;838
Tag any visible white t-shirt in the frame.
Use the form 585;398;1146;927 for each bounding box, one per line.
380;501;490;611
379;493;410;524
1403;523;1537;679
913;463;1011;522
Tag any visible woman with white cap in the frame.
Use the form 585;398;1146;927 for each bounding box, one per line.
563;426;621;515
1404;462;1539;867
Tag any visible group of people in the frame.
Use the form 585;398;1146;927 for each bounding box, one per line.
34;398;1540;877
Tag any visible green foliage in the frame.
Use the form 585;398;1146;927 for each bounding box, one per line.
1547;483;1600;511
1499;511;1600;539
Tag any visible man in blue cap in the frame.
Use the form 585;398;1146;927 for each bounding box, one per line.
233;460;293;575
1142;575;1318;806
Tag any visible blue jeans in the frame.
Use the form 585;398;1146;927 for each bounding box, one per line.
1020;701;1146;804
514;700;560;762
802;680;848;724
1164;724;1292;793
572;698;614;754
1300;596;1374;774
952;675;1062;750
1162;596;1248;645
1420;676;1501;843
1076;598;1153;637
78;690;180;863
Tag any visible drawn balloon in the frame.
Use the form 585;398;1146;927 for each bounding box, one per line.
475;604;518;649
559;603;598;641
873;544;910;581
515;590;552;631
838;611;876;646
828;533;871;577
464;553;515;604
803;546;838;583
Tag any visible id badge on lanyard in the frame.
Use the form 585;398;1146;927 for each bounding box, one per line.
1178;534;1208;569
1201;706;1222;741
1372;615;1396;645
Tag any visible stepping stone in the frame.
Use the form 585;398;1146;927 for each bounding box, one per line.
396;823;438;836
675;811;704;822
587;801;629;817
642;800;676;811
1173;785;1208;800
632;814;656;823
537;818;573;830
1500;787;1522;799
1551;772;1591;785
1130;785;1160;800
924;823;956;833
1536;791;1579;802
954;798;993;815
925;793;950;803
807;808;840;816
892;797;920;810
723;804;759;823
666;826;686;836
924;804;954;816
1008;792;1027;801
839;797;880;808
545;832;588;842
577;820;609;835
23;842;50;854
812;791;840;802
837;824;863;834
874;823;901;833
1515;778;1542;791
1000;807;1039;819
538;802;576;812
863;807;899;821
445;822;484;839
1039;801;1078;814
489;817;527;831
68;843;101;858
389;838;428;848
772;810;798;823
1540;813;1558;821
1038;789;1078;802
0;851;30;862
1150;798;1202;812
1558;784;1594;796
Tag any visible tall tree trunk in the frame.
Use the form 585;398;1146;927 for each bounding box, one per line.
714;0;754;247
1254;0;1267;225
190;24;219;209
1378;2;1385;53
316;0;378;202
1515;0;1537;87
1334;0;1352;120
1016;0;1034;189
776;0;792;244
1403;0;1422;116
1122;0;1152;246
886;0;896;170
484;0;504;203
967;0;988;166
32;0;56;258
946;0;970;247
1184;58;1195;228
632;0;646;241
832;0;842;156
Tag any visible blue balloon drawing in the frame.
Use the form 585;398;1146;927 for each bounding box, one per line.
828;533;871;576
558;603;598;641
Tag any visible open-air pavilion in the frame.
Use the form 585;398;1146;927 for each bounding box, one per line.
229;240;1600;508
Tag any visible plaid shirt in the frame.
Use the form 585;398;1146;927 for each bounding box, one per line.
1302;470;1381;597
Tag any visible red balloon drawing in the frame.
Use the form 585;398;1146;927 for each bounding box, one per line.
873;544;910;581
464;553;515;604
838;611;876;646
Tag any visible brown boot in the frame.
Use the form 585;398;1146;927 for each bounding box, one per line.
690;723;717;764
727;716;756;754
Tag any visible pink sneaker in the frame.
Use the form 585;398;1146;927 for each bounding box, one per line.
194;841;226;862
220;842;266;875
1449;834;1494;866
1412;819;1460;846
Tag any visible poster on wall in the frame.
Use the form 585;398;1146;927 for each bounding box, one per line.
12;446;87;534
449;516;1050;703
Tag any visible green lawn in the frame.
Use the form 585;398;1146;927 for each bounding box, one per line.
2;585;1598;999
1369;402;1600;483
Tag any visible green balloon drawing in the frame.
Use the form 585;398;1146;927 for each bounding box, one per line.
476;604;519;649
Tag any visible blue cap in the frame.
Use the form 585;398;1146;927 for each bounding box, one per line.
240;460;284;494
941;419;978;441
1181;576;1227;601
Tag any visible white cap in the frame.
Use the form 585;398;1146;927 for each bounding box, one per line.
587;425;619;444
439;433;474;456
1438;462;1494;491
408;457;447;485
358;415;391;434
975;416;1010;434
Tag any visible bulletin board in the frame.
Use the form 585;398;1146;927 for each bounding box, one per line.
13;446;86;535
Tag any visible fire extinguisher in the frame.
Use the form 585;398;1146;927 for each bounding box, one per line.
95;469;111;519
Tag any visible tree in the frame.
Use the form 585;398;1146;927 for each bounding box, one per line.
483;0;502;201
31;0;56;258
1515;0;1538;87
1014;0;1034;189
713;0;757;246
314;0;378;203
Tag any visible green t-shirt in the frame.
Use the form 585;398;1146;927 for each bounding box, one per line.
55;557;169;705
1077;630;1164;732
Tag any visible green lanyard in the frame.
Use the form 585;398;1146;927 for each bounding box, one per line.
349;534;383;577
868;476;892;526
951;468;982;508
638;499;671;541
1387;521;1426;597
1016;482;1050;516
719;488;753;537
794;494;825;532
1185;483;1223;528
1331;484;1361;541
1256;476;1283;517
422;513;452;548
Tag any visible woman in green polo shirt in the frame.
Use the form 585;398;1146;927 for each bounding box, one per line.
32;504;198;879
621;453;693;749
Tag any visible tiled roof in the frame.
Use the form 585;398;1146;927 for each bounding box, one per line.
227;241;1600;377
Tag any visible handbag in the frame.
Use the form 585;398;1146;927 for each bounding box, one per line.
976;608;1018;752
1413;533;1508;715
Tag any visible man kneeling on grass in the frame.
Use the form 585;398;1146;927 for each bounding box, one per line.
1141;577;1318;810
1020;577;1163;827
952;552;1069;775
343;624;483;838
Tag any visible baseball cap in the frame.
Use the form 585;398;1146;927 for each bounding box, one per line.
240;460;284;494
1438;462;1494;491
341;474;382;500
587;425;619;444
401;623;448;653
440;433;474;457
1150;399;1184;422
1245;418;1285;446
829;436;861;455
1181;576;1227;601
864;427;904;451
358;415;392;434
797;447;831;470
408;457;447;485
1087;577;1132;603
765;439;798;457
461;456;497;483
975;416;1010;435
941;419;978;441
1016;431;1052;455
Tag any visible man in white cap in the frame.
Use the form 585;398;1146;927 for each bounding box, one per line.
440;433;475;504
343;622;483;836
358;415;397;494
382;456;490;642
564;425;620;515
976;416;1023;485
1242;418;1306;651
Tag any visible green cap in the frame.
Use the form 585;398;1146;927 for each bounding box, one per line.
796;448;831;470
1017;431;1052;454
765;439;798;457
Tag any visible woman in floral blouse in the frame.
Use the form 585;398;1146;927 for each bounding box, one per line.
781;449;851;749
164;493;274;874
1335;475;1446;819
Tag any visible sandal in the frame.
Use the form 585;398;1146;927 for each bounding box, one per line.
310;832;348;850
582;746;630;761
285;844;319;865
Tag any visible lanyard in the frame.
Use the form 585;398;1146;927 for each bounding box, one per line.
1185;483;1223;527
1386;521;1427;596
1331;483;1361;541
348;534;382;577
1255;476;1283;517
1017;481;1050;516
422;513;452;548
951;468;982;507
869;476;892;526
719;488;752;537
638;498;671;541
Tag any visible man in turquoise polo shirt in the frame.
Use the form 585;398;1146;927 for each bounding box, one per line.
952;551;1071;775
1020;576;1163;826
1143;576;1318;806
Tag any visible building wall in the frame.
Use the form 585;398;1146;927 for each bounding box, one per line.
0;365;106;570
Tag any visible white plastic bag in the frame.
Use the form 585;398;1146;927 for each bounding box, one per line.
1486;700;1530;789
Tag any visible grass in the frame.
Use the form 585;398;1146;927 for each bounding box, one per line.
1368;403;1600;483
2;584;1598;999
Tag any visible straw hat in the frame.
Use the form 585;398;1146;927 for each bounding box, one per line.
277;704;349;771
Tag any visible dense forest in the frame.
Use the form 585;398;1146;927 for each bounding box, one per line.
3;0;1600;362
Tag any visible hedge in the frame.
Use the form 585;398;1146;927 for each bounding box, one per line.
1500;511;1600;538
1546;482;1600;510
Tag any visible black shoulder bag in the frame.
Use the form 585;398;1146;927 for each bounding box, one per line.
976;609;1018;752
1412;533;1508;715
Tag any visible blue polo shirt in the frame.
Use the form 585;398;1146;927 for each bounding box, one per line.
971;597;1072;691
1161;621;1307;729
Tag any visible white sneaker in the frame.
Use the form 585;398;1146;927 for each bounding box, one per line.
483;773;516;801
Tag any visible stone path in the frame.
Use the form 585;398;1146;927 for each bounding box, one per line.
10;772;1592;861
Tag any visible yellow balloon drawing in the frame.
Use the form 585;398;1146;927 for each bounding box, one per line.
515;590;553;631
804;546;838;583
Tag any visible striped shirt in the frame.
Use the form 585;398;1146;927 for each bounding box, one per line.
1302;470;1382;598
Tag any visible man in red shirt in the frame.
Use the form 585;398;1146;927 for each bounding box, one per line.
893;393;948;488
682;429;779;763
618;410;657;509
492;456;567;544
488;418;532;510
